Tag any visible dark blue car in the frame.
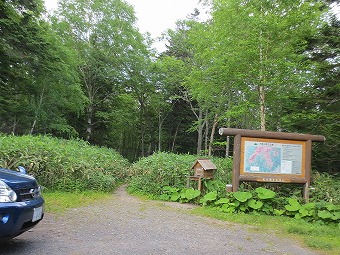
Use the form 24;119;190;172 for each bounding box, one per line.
0;167;44;242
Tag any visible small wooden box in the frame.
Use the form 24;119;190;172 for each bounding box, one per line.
191;158;216;179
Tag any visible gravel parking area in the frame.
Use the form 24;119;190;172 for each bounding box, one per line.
0;186;321;255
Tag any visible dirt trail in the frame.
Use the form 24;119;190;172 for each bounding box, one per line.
0;186;321;255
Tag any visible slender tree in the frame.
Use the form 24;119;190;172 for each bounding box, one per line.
53;0;150;145
199;0;324;131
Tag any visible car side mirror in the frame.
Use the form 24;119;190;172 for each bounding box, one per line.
17;166;27;174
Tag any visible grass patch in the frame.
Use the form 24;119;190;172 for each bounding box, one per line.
43;191;113;214
191;206;340;255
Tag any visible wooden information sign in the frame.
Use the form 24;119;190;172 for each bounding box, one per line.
219;128;325;200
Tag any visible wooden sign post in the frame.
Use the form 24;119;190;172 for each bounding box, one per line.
219;128;325;200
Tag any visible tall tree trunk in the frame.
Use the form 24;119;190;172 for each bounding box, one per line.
158;110;169;152
183;91;205;155
171;124;179;152
197;108;204;155
30;87;45;135
208;114;219;157
11;118;18;134
224;116;231;158
225;135;230;158
204;110;209;156
86;105;93;141
259;85;266;131
79;64;100;143
158;112;162;152
259;24;266;131
140;116;145;157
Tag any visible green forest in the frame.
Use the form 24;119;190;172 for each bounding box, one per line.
0;0;339;173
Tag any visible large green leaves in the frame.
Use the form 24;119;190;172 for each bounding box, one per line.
255;187;276;199
185;188;201;201
233;191;252;202
285;198;301;212
200;191;218;205
248;199;263;210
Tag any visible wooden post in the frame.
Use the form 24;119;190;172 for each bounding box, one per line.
303;140;312;201
303;182;309;203
219;128;325;142
197;177;202;192
232;134;241;192
187;176;203;192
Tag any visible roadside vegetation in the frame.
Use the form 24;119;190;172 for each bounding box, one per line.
128;152;340;254
0;135;339;254
0;134;130;192
127;152;232;197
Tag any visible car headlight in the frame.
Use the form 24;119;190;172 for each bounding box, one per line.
33;186;42;198
0;180;17;202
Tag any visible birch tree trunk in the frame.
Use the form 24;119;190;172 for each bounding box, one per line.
208;114;219;157
171;124;179;152
196;108;204;155
30;87;45;135
259;18;266;131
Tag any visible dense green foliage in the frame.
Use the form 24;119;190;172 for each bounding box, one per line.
127;152;340;227
0;0;85;137
217;188;339;224
0;0;338;171
127;152;232;196
0;134;130;191
51;0;153;152
310;171;340;204
281;15;340;173
128;152;340;205
161;185;340;225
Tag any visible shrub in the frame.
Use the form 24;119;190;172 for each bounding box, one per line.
127;152;233;196
310;171;340;204
0;134;130;192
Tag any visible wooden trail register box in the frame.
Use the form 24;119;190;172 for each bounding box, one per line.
187;159;216;191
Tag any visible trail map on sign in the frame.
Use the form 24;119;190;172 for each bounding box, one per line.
244;141;302;174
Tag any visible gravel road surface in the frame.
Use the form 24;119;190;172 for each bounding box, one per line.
0;186;321;255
